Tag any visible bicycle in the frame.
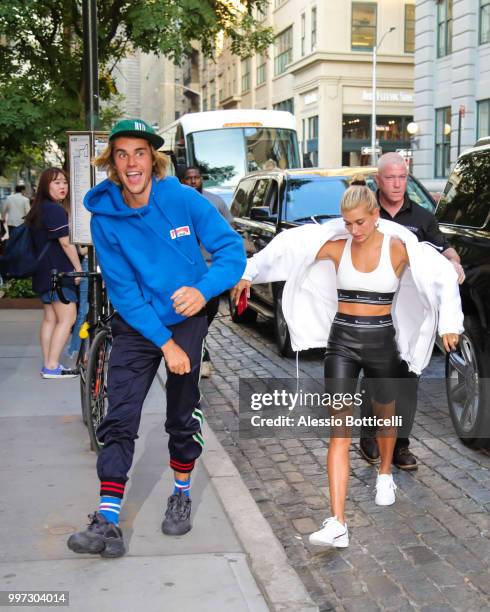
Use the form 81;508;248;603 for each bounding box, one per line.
51;269;114;453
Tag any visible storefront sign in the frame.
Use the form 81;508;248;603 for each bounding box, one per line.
362;90;413;103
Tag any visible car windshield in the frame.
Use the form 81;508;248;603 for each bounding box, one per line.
187;127;300;190
285;174;434;222
285;177;350;222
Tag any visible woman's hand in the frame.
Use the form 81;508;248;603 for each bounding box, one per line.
231;279;251;305
442;333;460;352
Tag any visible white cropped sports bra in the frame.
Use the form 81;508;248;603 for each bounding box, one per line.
336;234;399;305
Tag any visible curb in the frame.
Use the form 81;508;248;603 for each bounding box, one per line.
201;421;319;612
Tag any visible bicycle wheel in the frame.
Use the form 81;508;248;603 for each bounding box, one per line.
84;328;111;453
77;337;89;425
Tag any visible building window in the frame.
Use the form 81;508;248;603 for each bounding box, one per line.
311;7;317;51
437;0;453;57
307;116;319;166
480;0;490;44
210;80;216;110
273;98;294;114
301;13;306;56
405;4;415;53
202;86;208;111
351;3;377;51
342;115;412;142
274;26;293;76
435;107;451;178
477;99;490;138
256;54;266;86
241;58;251;93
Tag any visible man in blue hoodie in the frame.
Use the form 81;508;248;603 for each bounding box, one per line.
67;119;246;558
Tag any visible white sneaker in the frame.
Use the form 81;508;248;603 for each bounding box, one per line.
200;361;212;378
308;516;349;548
375;473;397;506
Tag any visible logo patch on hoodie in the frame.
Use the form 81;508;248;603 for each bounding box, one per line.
176;226;191;238
169;226;191;240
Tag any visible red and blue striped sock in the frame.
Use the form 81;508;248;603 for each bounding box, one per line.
99;480;125;524
98;496;122;524
173;477;191;498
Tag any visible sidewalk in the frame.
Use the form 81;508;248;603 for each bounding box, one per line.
0;310;316;612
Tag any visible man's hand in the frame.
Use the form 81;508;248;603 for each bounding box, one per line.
230;279;252;305
171;286;206;317
451;261;465;284
442;333;460;353
161;338;191;375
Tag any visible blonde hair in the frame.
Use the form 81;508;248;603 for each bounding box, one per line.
93;140;170;184
340;174;378;214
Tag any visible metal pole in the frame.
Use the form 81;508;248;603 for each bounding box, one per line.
371;44;377;167
370;27;395;167
82;0;99;298
82;0;99;130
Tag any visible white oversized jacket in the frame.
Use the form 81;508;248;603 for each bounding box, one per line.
243;218;464;375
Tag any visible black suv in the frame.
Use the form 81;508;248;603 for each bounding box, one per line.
229;167;436;356
436;144;490;449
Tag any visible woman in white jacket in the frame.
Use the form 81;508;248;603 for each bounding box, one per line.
232;177;462;549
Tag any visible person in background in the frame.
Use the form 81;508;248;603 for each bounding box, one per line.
25;168;82;379
181;166;233;378
359;152;464;471
3;185;31;236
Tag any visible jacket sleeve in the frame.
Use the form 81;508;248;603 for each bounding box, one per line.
243;225;314;284
186;188;246;299
91;217;172;348
427;247;464;335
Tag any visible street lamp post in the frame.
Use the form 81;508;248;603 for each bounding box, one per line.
371;26;396;166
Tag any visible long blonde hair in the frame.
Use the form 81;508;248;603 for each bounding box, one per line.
340;174;378;213
93;140;170;185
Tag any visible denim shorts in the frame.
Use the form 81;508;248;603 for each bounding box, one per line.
40;287;78;304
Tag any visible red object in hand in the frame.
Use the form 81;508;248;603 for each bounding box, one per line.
236;289;248;316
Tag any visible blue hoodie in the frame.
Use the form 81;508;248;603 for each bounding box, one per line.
84;176;246;348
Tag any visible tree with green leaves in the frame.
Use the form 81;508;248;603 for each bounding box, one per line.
0;0;273;174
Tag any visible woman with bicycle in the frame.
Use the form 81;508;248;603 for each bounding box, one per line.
26;167;82;379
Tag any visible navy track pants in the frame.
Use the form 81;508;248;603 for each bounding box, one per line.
96;313;208;485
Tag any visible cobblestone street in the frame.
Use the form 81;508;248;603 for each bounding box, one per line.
201;304;490;612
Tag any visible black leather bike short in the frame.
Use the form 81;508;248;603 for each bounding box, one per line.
324;313;401;404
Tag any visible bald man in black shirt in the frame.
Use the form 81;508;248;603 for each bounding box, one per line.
360;153;464;470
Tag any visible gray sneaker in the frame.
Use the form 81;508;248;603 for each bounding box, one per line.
67;512;125;558
161;492;192;536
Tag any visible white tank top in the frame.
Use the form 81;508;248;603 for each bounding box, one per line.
336;234;399;295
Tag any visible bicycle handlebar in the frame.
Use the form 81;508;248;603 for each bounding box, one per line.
50;269;101;304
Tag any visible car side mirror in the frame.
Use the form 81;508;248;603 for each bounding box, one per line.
250;206;271;221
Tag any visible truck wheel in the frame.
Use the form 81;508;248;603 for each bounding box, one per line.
445;316;490;449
